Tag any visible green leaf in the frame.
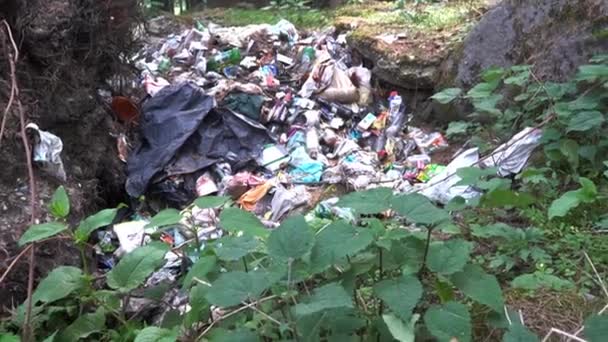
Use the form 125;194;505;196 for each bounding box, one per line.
267;215;313;260
58;309;105;341
194;196;231;209
74;208;118;243
579;145;598;162
219;207;269;238
431;88;462;104
473;94;503;116
576;64;608;82
482;67;506;83
19;222;68;246
559;139;579;169
32;266;83;304
569;95;601;111
107;242;169;292
185;284;210;328
215;235;259;261
373;275;422;321
503;323;539;342
49;186;70;219
504;70;531;86
382;313;418;342
548;190;581;219
294;282;353;317
511;272;573;291
427;239;472;275
208;328;258;342
0;333;20;342
567;111;604;132
391;193;450;226
450;264;504;312
145;209;182;229
182;255;217;289
455;167;497;186
337;188;393;214
584;315;608;342
41;331;58;342
446;196;467;211
310;220;373;272
467;81;499;99
579;177;598;200
205;271;271;307
446;121;470;137
482;189;535;208
424;301;471;342
134;327;178;342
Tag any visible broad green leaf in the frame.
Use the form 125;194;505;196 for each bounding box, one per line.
424;302;471;342
579;177;598;200
398;237;427;274
58;309;105;341
32;266;83;304
450;264;504;312
427;239;472;275
431;88;462;104
511;272;573;291
584;314;608;342
134;327;178;342
219;207;269;238
194;196;231;209
579;145;598;162
569;94;601;111
446;196;467;211
0;333;20;342
49;186;70;219
482;67;506;83
567;111;604;132
182;255;217;289
185;284;210;328
473;95;503;116
466;81;499;99
373;275;422;321
576;64;608;82
391;193;450;226
382;313;418;342
482;189;535;208
215;235;259;261
296;312;324;342
337;187;393;214
504;70;530;86
455;167;498;186
19;222;68;246
294;282;353;317
145;209;181;229
205;271;271;307
559;139;579;168
310;220;373;272
267;215;313;260
41;331;58;342
446;121;470;137
548;190;581;219
503;323;539;342
107;242;169;292
75;208;118;243
208;328;258;342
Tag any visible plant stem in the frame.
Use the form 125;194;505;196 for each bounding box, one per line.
242;256;249;273
378;247;384;317
80;246;89;274
421;226;434;272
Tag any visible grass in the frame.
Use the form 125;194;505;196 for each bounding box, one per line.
195;8;332;29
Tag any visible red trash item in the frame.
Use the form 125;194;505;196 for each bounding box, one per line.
112;96;140;123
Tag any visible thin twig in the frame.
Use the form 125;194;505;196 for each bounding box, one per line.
583;252;608;299
542;328;587;342
196;295;278;340
247;302;282;326
0;20;18;148
0;244;32;284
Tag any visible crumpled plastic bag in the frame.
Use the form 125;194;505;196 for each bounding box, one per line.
270;185;310;221
419;148;481;204
481;127;542;176
348;66;372;106
238;181;274;211
26;123;67;181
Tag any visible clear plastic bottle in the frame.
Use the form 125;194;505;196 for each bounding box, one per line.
386;91;406;137
306;128;320;159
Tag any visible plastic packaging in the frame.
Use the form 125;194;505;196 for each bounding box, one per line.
207;48;241;71
386;92;407;137
306;128;320;158
25;123;67;181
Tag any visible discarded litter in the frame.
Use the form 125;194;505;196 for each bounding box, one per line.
26;123;67;181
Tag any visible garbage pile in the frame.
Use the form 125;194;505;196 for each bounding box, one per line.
90;18;542;293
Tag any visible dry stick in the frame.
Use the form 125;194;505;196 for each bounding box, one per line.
196;295;278;340
2;21;38;342
0;20;18;148
583;251;608;299
541;328;587;342
0;244;32;284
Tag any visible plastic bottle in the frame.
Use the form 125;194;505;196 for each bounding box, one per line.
302;46;315;64
306;128;320;159
386;91;406;137
207;48;241;71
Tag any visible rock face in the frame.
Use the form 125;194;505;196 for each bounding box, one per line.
444;0;608;88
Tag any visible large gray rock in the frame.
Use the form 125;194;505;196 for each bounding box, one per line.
446;0;608;88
